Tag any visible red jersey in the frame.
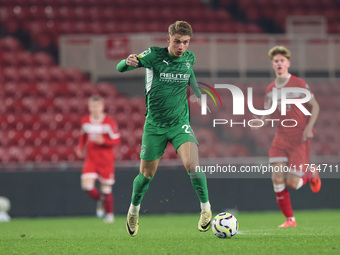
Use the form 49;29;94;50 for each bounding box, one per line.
77;115;121;164
264;75;313;140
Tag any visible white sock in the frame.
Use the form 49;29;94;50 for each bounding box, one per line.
200;201;211;211
128;203;140;214
295;178;304;190
287;217;296;222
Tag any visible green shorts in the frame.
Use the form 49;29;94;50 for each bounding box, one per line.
140;121;199;161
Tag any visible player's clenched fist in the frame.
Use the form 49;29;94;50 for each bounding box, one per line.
126;54;138;67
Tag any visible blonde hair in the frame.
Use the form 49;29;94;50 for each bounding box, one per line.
268;46;291;60
88;94;104;103
168;21;193;37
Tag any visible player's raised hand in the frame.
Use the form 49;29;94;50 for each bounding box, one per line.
126;54;139;67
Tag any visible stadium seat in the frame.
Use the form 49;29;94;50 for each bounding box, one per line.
1;52;19;67
33;52;55;67
97;82;119;98
49;67;66;82
34;67;51;82
18;66;35;83
3;67;19;83
17;51;34;67
64;68;85;83
89;21;105;34
0;37;22;53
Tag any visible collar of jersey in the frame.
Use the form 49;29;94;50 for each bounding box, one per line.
275;73;291;88
165;47;186;62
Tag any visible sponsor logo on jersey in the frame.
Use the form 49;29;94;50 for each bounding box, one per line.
159;73;190;82
138;48;151;58
162;60;169;65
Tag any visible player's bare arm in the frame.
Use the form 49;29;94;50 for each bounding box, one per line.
302;97;320;142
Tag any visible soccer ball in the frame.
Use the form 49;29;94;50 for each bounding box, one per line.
212;212;238;239
0;196;10;212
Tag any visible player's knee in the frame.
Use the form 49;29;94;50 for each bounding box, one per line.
183;161;197;174
285;178;297;190
271;176;284;185
272;175;285;192
140;168;155;178
81;182;94;191
273;183;286;193
100;185;112;194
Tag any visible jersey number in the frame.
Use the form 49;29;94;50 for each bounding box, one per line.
182;124;191;134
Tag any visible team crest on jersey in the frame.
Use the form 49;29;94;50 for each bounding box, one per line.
138;48;151;58
186;60;190;69
141;145;146;155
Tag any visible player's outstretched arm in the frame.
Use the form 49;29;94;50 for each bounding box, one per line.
116;54;140;72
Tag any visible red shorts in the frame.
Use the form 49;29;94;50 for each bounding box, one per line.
81;160;115;185
269;135;310;176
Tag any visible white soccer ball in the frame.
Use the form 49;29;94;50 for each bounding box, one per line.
212;212;238;239
0;196;10;212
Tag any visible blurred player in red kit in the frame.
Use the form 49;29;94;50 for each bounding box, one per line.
76;95;121;223
253;46;321;228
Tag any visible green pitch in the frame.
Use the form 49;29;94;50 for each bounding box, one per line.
0;210;339;255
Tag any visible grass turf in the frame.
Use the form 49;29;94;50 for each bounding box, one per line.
0;210;339;255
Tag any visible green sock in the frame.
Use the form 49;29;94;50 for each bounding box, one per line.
131;173;154;206
189;170;209;203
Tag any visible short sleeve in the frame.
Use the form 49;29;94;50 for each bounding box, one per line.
137;48;155;68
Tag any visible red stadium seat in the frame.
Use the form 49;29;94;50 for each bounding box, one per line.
73;6;90;21
64;68;86;83
97;82;119;98
34;67;51;82
88;7;103;21
89;22;105;34
245;9;261;23
119;21;136;34
103;22;120;33
8;146;26;162
0;52;19;67
115;97;133;115
49;67;66;82
0;36;22;53
34;32;54;49
3;67;19;83
17;51;34;67
18;66;35;83
81;81;98;97
33;52;55;67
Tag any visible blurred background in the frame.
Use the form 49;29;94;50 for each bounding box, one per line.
0;0;339;218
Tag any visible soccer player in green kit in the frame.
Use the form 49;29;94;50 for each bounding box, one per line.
116;21;212;236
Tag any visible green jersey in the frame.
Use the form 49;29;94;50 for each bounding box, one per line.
136;47;201;127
